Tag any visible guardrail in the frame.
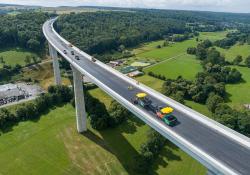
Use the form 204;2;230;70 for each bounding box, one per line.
43;19;250;175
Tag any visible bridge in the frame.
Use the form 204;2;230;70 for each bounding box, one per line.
43;18;250;175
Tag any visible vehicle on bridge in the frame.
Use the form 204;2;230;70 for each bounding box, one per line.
63;50;67;54
155;106;177;126
132;92;152;108
133;93;177;126
75;55;80;60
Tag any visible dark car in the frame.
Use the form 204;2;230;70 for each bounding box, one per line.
75;55;80;60
63;50;67;54
71;51;74;55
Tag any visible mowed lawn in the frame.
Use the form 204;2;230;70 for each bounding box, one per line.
144;54;202;80
216;44;250;62
226;66;250;107
0;48;38;67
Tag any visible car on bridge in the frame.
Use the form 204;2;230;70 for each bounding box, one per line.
133;92;177;126
155;106;177;126
75;55;80;60
132;92;152;108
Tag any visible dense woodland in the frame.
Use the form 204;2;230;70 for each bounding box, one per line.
55;11;188;56
0;12;49;52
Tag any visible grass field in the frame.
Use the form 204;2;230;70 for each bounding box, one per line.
0;103;205;175
226;66;250;108
216;44;250;62
136;39;197;61
144;54;202;80
0;48;38;67
198;31;229;42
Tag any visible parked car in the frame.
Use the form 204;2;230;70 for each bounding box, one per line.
63;50;67;54
71;51;74;55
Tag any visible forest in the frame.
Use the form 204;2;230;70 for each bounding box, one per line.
0;12;50;52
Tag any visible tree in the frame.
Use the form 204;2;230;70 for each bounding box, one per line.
238;113;250;136
187;47;196;55
217;114;237;129
16;106;28;120
200;39;212;48
0;56;4;64
32;56;38;63
232;55;243;65
196;46;207;60
24;55;31;65
163;41;169;47
172;91;185;104
226;68;242;83
27;39;40;51
108;100;130;126
156;45;161;49
206;94;224;113
206;49;225;65
245;56;250;68
0;108;13;129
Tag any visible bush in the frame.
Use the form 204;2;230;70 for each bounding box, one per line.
187;47;196;55
108;100;130;127
245;56;250;68
135;129;166;173
206;94;224;113
232;55;243;65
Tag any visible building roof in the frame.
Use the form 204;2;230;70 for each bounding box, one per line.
127;70;143;77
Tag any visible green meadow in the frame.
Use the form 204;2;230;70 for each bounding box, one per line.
0;48;38;67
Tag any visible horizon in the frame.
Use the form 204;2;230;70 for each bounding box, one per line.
0;0;250;13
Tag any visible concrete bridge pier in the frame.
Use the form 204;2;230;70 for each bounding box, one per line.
49;43;61;85
72;66;87;133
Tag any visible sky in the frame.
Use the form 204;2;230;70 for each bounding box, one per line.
1;0;250;13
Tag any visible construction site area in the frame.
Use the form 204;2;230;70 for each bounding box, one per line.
0;83;43;107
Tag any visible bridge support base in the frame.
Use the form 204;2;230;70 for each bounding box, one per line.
49;43;61;85
72;66;87;133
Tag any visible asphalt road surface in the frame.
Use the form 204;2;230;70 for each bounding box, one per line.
44;20;250;175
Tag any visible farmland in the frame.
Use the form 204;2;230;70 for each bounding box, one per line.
145;54;203;80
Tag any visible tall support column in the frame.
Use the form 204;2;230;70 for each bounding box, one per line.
49;43;61;85
72;66;87;133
